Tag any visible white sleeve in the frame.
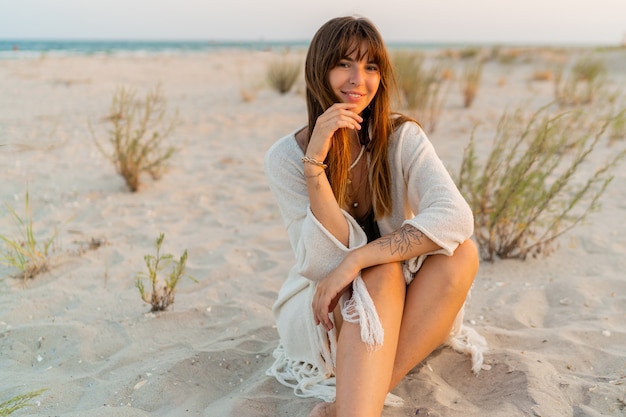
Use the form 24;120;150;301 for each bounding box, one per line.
264;135;367;282
396;122;474;256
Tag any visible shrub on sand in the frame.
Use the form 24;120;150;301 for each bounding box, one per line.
135;233;195;312
461;59;483;108
91;84;178;192
0;388;47;416
267;56;301;95
0;192;56;280
393;51;449;133
554;56;607;106
458;106;626;261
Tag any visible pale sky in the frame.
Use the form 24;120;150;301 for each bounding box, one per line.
1;0;625;45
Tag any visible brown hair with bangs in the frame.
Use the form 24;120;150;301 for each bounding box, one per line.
304;16;407;218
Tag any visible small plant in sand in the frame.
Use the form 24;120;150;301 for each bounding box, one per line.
458;106;626;261
393;51;449;133
91;84;178;192
0;192;56;280
135;233;195;312
458;47;481;60
554;56;607;106
267;56;301;95
495;48;521;65
0;388;47;416
460;59;483;108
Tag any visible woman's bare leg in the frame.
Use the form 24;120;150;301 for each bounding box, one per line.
389;239;479;389
334;262;406;417
308;240;478;417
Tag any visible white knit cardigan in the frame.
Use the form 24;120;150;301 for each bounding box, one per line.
264;122;487;405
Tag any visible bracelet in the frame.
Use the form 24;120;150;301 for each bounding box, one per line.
301;156;328;169
305;170;325;178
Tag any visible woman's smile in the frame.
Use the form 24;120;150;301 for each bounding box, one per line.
329;42;380;114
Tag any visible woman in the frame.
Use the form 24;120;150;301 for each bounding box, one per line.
264;16;486;417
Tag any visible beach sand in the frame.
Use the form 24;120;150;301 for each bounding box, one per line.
0;48;625;416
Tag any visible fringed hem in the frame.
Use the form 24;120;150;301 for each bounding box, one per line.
266;344;405;407
444;324;488;374
341;275;384;351
266;344;337;402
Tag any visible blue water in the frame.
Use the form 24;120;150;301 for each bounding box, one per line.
0;39;450;60
0;39;312;59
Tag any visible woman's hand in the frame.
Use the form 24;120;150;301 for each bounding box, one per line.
312;255;361;331
306;103;363;162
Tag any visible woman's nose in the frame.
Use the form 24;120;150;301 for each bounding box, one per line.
350;67;364;85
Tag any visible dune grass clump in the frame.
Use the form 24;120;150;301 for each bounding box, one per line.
554;56;607;106
267;56;301;95
0;192;56;280
91;84;178;192
135;233;195;312
458;47;481;60
458;106;626;261
393;51;449;132
461;59;483;108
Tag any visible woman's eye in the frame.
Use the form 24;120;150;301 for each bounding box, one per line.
366;65;379;72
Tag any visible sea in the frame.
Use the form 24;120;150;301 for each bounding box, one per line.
0;39;453;60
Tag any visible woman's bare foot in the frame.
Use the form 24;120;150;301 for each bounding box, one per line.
307;401;336;417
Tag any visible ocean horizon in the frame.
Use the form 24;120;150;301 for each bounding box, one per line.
0;39;453;59
1;38;615;60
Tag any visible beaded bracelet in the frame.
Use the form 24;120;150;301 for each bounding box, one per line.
301;156;328;169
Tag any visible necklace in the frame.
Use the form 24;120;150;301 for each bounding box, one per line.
349;149;368;208
349;145;365;170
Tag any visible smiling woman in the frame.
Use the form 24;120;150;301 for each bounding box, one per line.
264;16;487;417
328;47;380;113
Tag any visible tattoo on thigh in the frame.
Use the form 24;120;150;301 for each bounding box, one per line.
377;225;425;256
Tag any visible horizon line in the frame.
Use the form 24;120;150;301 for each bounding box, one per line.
1;37;624;48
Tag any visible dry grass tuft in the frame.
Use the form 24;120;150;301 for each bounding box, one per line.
0;192;56;280
461;59;484;108
531;69;554;81
554;56;607;106
91;84;179;192
393;51;449;132
267;56;301;95
135;233;195;312
458;106;626;261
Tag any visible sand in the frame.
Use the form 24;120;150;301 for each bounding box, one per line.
0;48;625;417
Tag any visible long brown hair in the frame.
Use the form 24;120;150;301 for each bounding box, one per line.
304;16;405;218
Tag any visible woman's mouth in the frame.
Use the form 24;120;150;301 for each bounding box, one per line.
343;91;364;101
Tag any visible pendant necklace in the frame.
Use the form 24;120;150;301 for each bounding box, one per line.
349;145;365;170
349;145;367;208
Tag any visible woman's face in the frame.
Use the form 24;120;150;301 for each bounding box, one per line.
328;42;381;115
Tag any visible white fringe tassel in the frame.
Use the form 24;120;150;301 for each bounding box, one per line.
341;275;384;351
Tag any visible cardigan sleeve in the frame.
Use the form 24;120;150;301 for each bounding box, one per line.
395;122;474;256
264;134;368;282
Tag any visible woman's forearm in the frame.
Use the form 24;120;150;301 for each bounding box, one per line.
348;224;441;272
304;164;350;246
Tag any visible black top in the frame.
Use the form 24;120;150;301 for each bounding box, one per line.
356;209;381;243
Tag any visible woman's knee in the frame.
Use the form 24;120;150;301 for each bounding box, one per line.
361;262;405;296
456;239;479;274
448;239;479;291
425;239;478;294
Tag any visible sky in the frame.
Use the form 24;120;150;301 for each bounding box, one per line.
1;0;626;45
